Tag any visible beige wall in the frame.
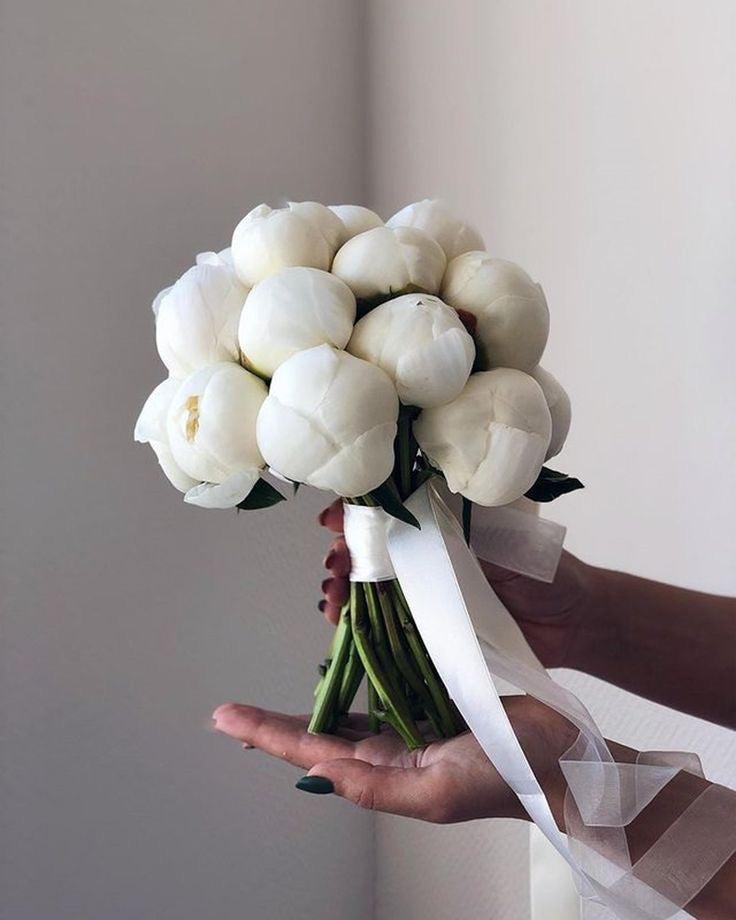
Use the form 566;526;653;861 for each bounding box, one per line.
0;2;373;919
367;2;736;918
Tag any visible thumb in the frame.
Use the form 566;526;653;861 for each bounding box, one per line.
305;758;448;822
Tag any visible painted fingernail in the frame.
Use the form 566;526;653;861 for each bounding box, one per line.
295;775;334;795
318;600;327;613
324;550;336;569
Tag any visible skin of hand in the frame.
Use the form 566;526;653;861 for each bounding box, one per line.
212;697;576;827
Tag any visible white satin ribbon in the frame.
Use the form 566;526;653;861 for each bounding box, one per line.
343;504;396;582
340;482;733;919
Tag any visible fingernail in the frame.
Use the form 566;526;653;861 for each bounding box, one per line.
318;600;327;613
295;775;334;795
324;550;336;569
321;578;331;594
242;742;254;750
318;509;328;526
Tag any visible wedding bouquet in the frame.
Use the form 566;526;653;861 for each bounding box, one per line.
135;197;581;749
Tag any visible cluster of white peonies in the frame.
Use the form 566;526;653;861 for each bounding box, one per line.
135;198;571;509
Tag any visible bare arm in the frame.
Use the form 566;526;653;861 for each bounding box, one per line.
573;569;736;728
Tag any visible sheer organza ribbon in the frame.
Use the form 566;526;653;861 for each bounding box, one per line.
342;484;736;919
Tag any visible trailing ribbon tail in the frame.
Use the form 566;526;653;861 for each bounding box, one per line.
383;482;725;918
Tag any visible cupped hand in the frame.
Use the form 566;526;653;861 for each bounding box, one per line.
212;696;575;826
318;499;602;670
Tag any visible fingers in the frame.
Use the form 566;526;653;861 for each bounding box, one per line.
324;537;350;577
322;575;349;608
212;703;354;770
318;499;344;533
307;758;449;821
321;534;351;624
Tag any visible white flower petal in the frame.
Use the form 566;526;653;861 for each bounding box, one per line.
414;368;552;506
530;366;572;459
183;470;260;509
387;199;484;261
167;363;267;484
256;345;398;497
134;378;181;443
332;226;446;300
441;255;549;372
149;440;199;492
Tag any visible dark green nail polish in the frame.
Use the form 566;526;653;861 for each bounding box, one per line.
295;775;334;795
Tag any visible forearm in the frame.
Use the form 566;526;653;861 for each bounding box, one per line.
538;738;736;919
573;568;736;727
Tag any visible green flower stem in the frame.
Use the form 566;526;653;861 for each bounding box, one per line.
390;581;460;737
367;680;381;733
308;602;352;735
375;582;446;737
350;582;424;750
337;638;364;715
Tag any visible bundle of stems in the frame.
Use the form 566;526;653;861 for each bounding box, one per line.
308;407;466;749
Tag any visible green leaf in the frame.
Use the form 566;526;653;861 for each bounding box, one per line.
525;466;584;503
236;478;287;510
369;481;420;529
462;497;473;545
412;467;436;490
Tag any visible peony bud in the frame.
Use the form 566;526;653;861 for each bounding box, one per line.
231;203;333;286
256;344;398;496
286;201;346;252
155;262;248;379
165;363;268;508
328;204;383;241
386;199;484;261
414;368;552;506
347;293;475;408
152;250;234;319
441;254;550;372
530;366;571;460
238;267;356;378
332;226;446;301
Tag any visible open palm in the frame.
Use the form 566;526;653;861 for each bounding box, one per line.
212;696;573;826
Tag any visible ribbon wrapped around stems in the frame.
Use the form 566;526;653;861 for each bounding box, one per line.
343;482;736;919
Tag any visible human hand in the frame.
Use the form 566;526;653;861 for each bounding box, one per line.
318;499;603;671
212;696;575;826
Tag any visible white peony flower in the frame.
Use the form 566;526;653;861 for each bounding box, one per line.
332;226;446;301
328;204;383;240
231;202;335;286
256;344;398;497
413;368;552;506
530;366;571;460
386;198;484;261
165;362;268;508
441;253;550;372
134;378;199;492
238;267;356;378
347;293;475;408
155;261;248;379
